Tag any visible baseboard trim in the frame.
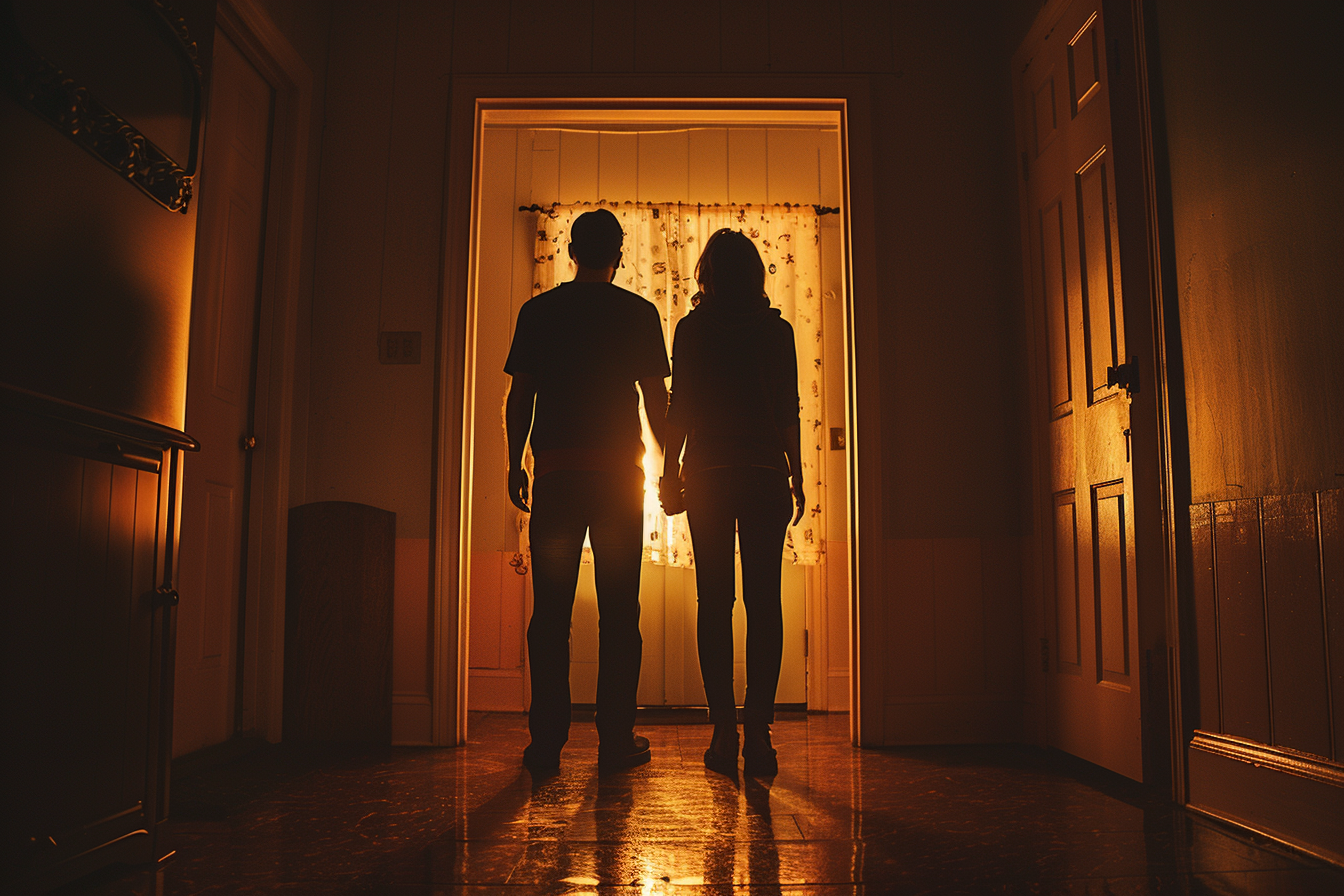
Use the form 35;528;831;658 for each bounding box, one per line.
1188;731;1344;867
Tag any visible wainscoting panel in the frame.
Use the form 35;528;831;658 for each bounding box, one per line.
1186;488;1343;863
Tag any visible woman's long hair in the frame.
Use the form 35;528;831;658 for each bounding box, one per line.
694;229;768;311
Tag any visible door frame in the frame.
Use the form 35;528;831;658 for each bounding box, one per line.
1012;0;1188;794
433;76;886;746
206;0;314;743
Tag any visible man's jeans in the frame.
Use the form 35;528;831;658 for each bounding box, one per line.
526;468;645;751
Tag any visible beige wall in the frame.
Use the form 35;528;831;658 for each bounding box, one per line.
307;0;1030;745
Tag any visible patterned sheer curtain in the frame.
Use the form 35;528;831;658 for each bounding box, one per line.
522;201;826;568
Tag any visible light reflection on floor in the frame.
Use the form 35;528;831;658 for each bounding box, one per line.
62;712;1344;895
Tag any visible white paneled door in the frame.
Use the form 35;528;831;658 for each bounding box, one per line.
1016;0;1143;780
176;29;273;756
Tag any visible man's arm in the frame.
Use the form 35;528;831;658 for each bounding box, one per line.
505;371;537;512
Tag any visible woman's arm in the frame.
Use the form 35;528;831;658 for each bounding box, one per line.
783;422;805;525
659;418;688;515
777;322;805;525
659;321;689;515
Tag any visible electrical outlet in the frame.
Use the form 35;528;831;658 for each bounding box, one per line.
379;331;421;364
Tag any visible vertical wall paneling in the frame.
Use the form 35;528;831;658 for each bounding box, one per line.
840;0;894;72
451;1;510;72
598;132;638;201
591;0;636;72
766;129;820;201
1262;493;1331;756
1213;500;1271;743
530;130;560;205
1190;488;1344;761
719;3;770;72
469;550;502;669
636;130;690;202
727;129;769;204
768;0;844;74
687;129;729;204
632;0;720;72
558;131;600;203
1322;489;1343;760
1189;501;1220;732
818;129;842;207
507;1;593;73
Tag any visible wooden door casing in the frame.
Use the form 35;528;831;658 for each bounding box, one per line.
1016;0;1144;780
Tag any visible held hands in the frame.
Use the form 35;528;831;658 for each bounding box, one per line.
658;476;686;516
791;478;806;526
509;468;531;512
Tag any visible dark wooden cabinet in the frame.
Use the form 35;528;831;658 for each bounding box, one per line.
1;386;195;891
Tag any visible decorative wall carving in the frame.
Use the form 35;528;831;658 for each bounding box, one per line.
0;0;202;213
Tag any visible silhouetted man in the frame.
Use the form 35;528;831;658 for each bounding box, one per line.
504;209;669;771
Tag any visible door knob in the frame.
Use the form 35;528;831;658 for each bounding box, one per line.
1106;358;1139;396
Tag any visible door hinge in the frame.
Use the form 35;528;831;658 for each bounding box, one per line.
1040;637;1050;672
804;629;809;658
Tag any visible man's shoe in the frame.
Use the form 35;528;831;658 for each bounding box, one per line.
598;733;651;770
522;743;561;773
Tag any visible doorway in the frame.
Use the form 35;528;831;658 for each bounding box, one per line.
460;106;853;722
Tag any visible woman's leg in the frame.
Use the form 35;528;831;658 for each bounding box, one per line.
736;469;793;729
685;470;740;728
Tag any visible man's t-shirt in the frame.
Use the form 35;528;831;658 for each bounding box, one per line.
505;281;669;476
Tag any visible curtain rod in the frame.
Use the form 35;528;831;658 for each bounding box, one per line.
518;202;841;216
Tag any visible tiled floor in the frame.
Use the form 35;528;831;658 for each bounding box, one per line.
62;712;1344;894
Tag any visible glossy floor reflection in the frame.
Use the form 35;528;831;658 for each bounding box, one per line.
65;712;1343;894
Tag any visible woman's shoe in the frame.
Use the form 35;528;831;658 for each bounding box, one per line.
742;724;778;776
703;725;740;776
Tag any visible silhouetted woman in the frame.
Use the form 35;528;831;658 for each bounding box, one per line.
659;229;805;776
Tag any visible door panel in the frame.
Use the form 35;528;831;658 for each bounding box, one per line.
1093;481;1129;683
175;29;273;756
1053;492;1081;670
1041;199;1072;416
1017;0;1143;780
